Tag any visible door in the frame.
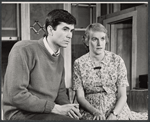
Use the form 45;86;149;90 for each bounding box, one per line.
102;10;138;91
111;22;132;92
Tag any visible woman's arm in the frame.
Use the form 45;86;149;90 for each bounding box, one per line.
114;86;127;114
76;87;105;120
107;86;127;120
76;88;96;115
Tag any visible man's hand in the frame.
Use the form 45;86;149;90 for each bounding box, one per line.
67;104;82;119
52;104;82;119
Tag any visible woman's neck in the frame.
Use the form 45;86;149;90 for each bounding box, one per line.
90;51;105;63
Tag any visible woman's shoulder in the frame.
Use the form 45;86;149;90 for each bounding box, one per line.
75;53;89;63
105;50;124;62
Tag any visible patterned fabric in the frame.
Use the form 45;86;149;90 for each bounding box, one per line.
131;111;148;120
72;50;133;120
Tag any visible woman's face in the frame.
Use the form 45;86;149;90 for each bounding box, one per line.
88;31;106;55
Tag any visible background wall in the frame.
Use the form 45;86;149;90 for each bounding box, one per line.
30;4;63;40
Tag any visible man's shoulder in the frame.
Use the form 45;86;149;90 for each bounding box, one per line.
13;39;42;50
9;39;43;56
14;39;39;47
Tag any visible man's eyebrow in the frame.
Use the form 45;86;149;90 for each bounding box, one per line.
63;26;70;29
63;26;74;31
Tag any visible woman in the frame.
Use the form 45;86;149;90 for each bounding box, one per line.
72;23;132;120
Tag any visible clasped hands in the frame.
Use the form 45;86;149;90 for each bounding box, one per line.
59;104;82;120
93;109;106;120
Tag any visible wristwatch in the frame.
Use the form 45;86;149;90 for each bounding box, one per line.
111;110;118;116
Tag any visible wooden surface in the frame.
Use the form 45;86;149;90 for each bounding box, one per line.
127;89;148;112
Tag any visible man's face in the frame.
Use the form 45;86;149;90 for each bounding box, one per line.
51;22;74;48
89;31;106;55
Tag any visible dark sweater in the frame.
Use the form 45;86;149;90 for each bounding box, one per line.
3;38;70;120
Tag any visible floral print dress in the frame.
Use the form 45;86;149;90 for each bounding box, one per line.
72;50;132;120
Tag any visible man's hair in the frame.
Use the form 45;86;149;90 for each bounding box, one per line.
82;23;109;47
44;9;76;36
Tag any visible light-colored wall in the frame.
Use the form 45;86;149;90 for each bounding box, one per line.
30;4;63;40
136;5;148;86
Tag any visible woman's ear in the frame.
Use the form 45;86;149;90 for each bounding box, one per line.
47;25;53;36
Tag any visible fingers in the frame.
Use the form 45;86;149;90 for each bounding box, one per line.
101;115;106;120
68;110;74;118
73;104;79;109
69;104;79;108
93;116;96;120
68;109;79;120
93;115;106;120
64;104;79;109
71;107;82;118
93;116;101;120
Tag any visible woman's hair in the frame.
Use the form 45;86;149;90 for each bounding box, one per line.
44;9;76;37
82;23;109;47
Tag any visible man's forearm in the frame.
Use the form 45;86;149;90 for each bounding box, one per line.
51;104;61;114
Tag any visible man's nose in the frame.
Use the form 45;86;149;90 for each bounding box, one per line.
67;32;72;39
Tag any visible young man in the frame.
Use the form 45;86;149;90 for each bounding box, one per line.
3;9;82;120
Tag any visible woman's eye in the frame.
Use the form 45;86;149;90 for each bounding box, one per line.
101;37;105;41
92;38;97;41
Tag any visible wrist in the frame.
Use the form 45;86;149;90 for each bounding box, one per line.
93;110;100;116
51;104;61;114
111;110;118;117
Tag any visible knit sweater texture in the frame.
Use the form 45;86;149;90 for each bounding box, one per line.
3;38;70;120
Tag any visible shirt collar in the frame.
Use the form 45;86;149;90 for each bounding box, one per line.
43;37;60;57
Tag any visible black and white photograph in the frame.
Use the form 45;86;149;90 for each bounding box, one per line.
1;1;148;120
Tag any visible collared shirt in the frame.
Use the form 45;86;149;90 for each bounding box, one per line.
43;37;60;57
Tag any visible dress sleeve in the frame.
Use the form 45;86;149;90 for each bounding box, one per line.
116;57;129;87
72;60;83;91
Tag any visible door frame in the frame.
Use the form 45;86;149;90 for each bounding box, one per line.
103;10;137;90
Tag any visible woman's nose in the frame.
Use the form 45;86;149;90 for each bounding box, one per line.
97;40;101;46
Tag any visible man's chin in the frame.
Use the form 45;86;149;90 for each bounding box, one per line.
61;44;69;48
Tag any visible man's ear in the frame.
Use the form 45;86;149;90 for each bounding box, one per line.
47;25;53;36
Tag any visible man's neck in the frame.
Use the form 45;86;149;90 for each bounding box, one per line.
46;36;59;52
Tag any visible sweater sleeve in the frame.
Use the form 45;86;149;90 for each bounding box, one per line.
55;68;70;105
5;48;55;113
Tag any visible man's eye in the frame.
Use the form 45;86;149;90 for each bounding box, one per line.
71;30;74;33
63;28;68;31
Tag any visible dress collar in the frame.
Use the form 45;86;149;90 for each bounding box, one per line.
88;50;110;66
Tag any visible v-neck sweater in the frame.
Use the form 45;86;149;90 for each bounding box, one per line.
3;38;70;120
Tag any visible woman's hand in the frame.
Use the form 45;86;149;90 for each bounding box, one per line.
107;113;117;120
93;110;106;120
